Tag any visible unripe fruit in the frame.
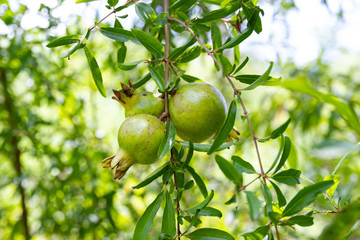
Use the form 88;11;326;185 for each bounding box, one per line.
113;81;165;117
102;114;165;180
169;82;227;143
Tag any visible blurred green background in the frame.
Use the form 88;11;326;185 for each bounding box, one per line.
1;0;359;239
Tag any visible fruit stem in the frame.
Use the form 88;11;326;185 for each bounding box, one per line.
168;17;267;184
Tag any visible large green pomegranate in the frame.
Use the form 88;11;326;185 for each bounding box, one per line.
169;82;227;143
113;82;165;117
102;114;165;180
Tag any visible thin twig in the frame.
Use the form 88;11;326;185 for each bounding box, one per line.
168;17;266;183
275;224;281;240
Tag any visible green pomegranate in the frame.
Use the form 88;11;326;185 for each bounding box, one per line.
112;81;165;117
169;82;227;143
102;114;165;180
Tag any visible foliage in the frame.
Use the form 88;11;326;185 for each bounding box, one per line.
1;0;360;240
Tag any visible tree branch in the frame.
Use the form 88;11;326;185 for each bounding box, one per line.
0;71;30;240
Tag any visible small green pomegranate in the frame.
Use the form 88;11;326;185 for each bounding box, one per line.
102;114;165;180
113;81;165;117
169;82;227;143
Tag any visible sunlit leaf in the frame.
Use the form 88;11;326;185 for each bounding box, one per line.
271;118;291;139
217;28;253;51
231;156;256;174
158;121;176;159
149;65;165;92
162;190;176;237
272;169;301;186
186;228;235;240
132;29;164;58
215;155;243;186
243;62;273;91
186;166;208;198
269;181;286;207
273;136;291;174
188;207;222;218
118;59;145;70
168;38;196;61
46;35;81;48
208;100;237;155
132;163;169;189
100;27;138;43
182;140;194;168
244;191;260;220
324;174;340;198
285;215;314;227
192;2;240;24
83;46;107;97
233;56;249;74
283;180;334;217
133;192;163;240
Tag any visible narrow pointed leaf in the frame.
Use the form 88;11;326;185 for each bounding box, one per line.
283;180;334;217
158;122;176;159
231;156;256;174
271;118;291;139
46;35;81;48
100;27;138;43
285;215;314;227
169;0;197;11
132;73;151;89
178;140;238;152
217;28;253;51
234;74;279;85
182;140;194;168
118;59;145;70
186;190;214;212
162;190;176;237
233;56;249;74
117;44;127;63
215;155;242;186
192;2;240;24
272;169;301;186
132;29;164;58
76;0;97;3
186;166;208;198
243;62;273;91
269;181;286;207
168;38;196;61
211;21;222;50
181;74;201;83
132;163;170;189
84;46;107;97
186;228;235;240
149;65;165;92
59;42;82;59
244;191;260;220
208;100;237;155
133;192;164;240
267;136;284;174
188;207;222;218
273;136;291;173
176;46;202;63
262;183;273;216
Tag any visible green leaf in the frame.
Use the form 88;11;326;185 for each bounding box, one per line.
83;46;107;97
324;174;340;198
176;46;202;63
217;28;253;51
182;140;194;168
285;215;314;227
244;191;260;220
262;183;273;216
186;166;208;198
118;59;145;70
271;118;291;139
107;0;118;7
243;62;273;91
149;65;166;92
216;54;233;76
269;181;286;207
133;192;163;240
99;27;138;43
168;38;197;61
117;44;127;63
179;140;238;152
242;226;269;240
158;122;176;159
208;100;237;155
273;136;291;174
215;155;243;186
46;35;81;48
162;190;176;237
268;78;360;137
318;199;360;240
233;56;249;74
59;41;83;59
231;156;256;174
132;73;151;89
132;29;164;58
169;0;197;11
282;180;334;217
266;136;284;174
234;74;279;85
186;228;235;240
272;169;301;186
181;74;201;83
188;207;222;218
76;0;97;3
186;190;214;212
192;2;240;24
132;162;170;189
211;21;222;50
